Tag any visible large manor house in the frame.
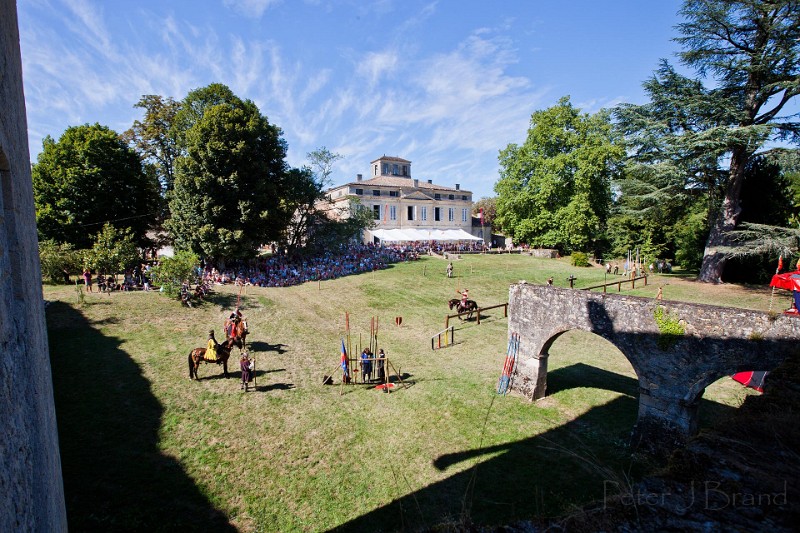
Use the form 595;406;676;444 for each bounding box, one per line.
325;155;488;245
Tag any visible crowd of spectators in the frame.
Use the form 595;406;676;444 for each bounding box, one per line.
201;242;425;288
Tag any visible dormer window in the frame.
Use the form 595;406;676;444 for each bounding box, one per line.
373;190;381;196
389;190;398;197
434;193;441;200
448;194;455;200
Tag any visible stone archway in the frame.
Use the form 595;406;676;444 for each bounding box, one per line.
508;283;800;454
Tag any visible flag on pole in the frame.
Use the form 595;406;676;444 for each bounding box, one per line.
384;204;388;223
777;256;783;274
479;207;484;225
340;338;349;377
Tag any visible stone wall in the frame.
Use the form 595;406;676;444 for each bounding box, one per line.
509;283;800;454
0;2;67;529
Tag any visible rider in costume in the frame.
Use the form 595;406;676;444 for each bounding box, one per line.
207;330;219;361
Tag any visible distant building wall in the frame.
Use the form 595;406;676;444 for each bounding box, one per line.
0;2;67;530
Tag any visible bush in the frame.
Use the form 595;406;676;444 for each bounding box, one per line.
571;252;590;267
148;251;199;298
39;240;81;284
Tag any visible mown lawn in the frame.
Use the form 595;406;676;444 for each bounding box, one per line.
44;254;776;531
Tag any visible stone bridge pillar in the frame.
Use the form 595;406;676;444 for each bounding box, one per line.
508;282;800;455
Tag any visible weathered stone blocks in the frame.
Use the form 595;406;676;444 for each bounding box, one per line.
509;283;799;455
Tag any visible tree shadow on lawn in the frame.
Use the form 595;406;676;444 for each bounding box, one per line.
46;301;236;532
332;363;740;532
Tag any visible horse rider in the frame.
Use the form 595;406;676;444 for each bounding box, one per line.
207;330;219;361
458;288;469;312
225;308;243;339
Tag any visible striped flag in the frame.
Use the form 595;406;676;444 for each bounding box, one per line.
340;338;349;377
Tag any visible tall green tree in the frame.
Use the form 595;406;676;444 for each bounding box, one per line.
32;123;160;248
619;0;800;282
306;147;343;188
124;95;181;194
83;223;141;276
494;97;624;253
281;148;345;252
165;84;291;260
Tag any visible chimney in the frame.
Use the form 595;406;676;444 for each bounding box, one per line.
427;179;432;184
356;174;362;181
455;183;460;190
413;179;419;188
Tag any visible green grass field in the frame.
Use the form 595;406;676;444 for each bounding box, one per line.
44;254;783;531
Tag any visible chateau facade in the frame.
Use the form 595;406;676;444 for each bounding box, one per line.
326;155;486;244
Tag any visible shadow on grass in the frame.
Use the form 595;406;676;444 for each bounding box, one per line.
249;340;288;354
46;301;235;531
333;362;742;532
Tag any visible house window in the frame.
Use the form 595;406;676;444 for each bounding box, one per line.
382;163;389;174
402;165;408;176
407;205;414;221
449;194;455;200
462;208;468;222
374;165;378;176
355;188;363;195
392;164;398;175
462;195;468;201
421;206;427;221
373;190;380;196
434;207;441;222
373;205;381;220
448;208;455;222
389;190;398;197
390;205;397;221
434;193;441;200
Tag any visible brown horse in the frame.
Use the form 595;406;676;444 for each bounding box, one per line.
188;337;243;380
448;298;478;320
225;318;249;347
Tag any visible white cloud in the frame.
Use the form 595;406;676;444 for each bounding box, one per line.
356;50;399;87
222;0;282;18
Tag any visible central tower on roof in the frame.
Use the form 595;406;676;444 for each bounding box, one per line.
372;155;411;178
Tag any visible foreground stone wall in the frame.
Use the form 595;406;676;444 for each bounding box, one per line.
0;2;67;529
509;283;800;453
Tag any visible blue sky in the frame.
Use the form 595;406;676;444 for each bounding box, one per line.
18;0;684;199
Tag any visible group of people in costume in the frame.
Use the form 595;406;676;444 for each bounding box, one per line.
360;347;386;383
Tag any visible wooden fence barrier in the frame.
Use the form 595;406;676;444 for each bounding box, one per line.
582;274;648;293
445;302;508;328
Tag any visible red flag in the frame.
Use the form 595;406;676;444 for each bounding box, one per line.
777;256;784;274
479;207;484;225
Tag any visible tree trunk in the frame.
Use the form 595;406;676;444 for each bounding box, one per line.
697;147;749;283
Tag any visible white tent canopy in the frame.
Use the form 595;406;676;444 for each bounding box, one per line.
370;228;481;242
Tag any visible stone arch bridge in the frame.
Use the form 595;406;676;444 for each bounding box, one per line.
508;283;799;453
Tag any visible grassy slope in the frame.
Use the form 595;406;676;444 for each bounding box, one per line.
45;255;779;532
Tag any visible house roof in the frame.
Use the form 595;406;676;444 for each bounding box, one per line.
371;155;411;164
342;175;469;193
